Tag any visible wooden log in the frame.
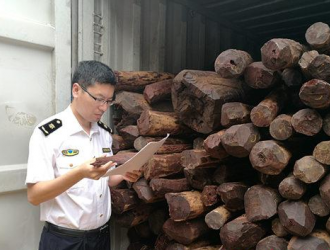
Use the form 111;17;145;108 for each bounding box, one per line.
193;137;205;150
327;217;330;233
137;110;189;136
319;174;330;208
220;102;252;127
250;85;288;127
114;108;140;131
92;152;137;167
184;168;214;191
165;191;207;221
221;123;260;157
269;114;293;141
249;140;291;175
115;204;154;228
111;134;134;154
205;205;232;230
114;91;151;115
278;200;316;236
281;68;303;88
261;38;304;70
201;185;219;207
308;54;330;81
165;239;215;250
217;182;249;212
244;61;280;89
244;185;282;222
110;188;140;214
134;136;192;154
149;178;190;196
214;49;253;78
259;171;287;189
132;222;154;239
180;149;221;169
127;242;152;250
171;70;248;134
305;22;330;54
308;194;330;217
132;178;163;203
323;112;330;136
144;153;183;180
288;230;330;250
220;215;266;250
150;100;174;112
154;233;172;250
162;218;210;245
271;217;289;237
278;175;306;200
293;155;327;184
256;235;288;250
313;141;330;164
148;208;169;235
203;130;228;160
119;125;140;143
299;79;330;109
143;79;172;104
291;108;323;136
115;71;174;92
298;50;319;79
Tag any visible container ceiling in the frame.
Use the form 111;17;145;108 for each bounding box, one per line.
185;0;330;46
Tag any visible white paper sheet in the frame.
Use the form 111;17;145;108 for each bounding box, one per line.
103;134;170;177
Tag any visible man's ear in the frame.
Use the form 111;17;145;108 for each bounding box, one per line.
72;83;80;98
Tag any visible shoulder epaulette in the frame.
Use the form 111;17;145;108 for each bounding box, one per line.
38;119;62;136
97;121;113;134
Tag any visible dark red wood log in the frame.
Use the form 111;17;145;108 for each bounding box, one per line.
323;112;330;136
110;188;140;214
115;71;174;92
313;141;330;164
119;125;139;142
308;54;330;81
150;100;174;112
149;178;190;196
221;123;260;157
205;205;232;230
154;233;172;250
291;108;322;136
115;204;154;228
293;155;327;184
163;218;210;245
144;153;183;180
165;191;207;221
220;215;266;250
288;230;330;250
271;217;289;237
203;130;228;160
305;22;330;54
111;134;134;154
278;200;316;236
261;38;304;70
250;85;289;127
220;102;252;127
214;49;253;78
134;136;192;154
269;114;293;141
132;178;163;203
308;194;330;217
299;79;330;109
256;235;288;250
319;174;330;208
217;182;249;212
298;50;319;79
244;185;281;222
184;168;214;191
114;91;151;115
249;140;291;175
143;79;172;104
201;185;219;207
281;68;303;88
244;61;281;89
148;208;169;235
193;137;205;149
171;70;248;134
278;175;306;200
180;149;221;169
137;110;190;136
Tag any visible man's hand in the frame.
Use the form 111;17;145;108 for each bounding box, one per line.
79;158;116;180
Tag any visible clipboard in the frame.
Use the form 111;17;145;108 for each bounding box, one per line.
103;134;170;177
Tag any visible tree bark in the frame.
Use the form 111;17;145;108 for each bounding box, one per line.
110;188;140;214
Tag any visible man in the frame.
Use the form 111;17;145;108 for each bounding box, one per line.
26;61;139;250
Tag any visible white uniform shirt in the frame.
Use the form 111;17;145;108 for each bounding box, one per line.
25;105;113;230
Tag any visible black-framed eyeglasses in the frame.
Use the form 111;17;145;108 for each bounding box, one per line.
79;84;115;106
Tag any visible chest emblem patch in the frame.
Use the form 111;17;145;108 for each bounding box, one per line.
102;148;111;153
62;149;79;156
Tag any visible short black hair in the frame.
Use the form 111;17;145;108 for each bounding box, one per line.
72;60;117;88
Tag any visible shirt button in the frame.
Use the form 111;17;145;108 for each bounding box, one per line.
100;214;103;218
99;194;102;198
90;137;92;141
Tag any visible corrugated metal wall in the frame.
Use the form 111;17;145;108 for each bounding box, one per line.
102;0;259;74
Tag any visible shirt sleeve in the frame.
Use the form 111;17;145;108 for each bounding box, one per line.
25;128;55;184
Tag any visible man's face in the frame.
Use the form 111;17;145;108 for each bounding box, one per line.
73;82;115;123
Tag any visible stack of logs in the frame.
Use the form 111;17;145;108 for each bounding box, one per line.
108;22;330;250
